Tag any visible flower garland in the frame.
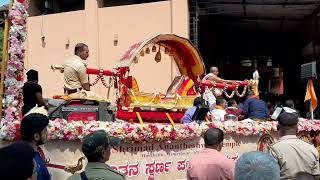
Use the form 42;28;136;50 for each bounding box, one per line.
0;0;28;140
0;0;319;144
236;86;247;97
224;90;235;99
45;119;320;143
2;117;320;143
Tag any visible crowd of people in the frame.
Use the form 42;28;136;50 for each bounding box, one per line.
187;111;320;180
181;66;278;123
182;89;272;123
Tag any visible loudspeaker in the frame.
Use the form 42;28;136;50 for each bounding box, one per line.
301;61;317;80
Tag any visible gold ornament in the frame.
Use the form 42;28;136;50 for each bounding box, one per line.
152;45;157;52
133;57;138;63
140;50;144;57
155;49;161;63
146;47;150;54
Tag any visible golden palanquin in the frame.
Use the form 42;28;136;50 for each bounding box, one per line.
115;34;205;111
128;76;198;110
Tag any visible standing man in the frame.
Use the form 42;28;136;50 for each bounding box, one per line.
203;66;234;84
187;128;235;180
64;43;90;95
0;142;37;180
20;109;51;180
22;69;48;116
235;151;280;180
270;112;320;179
67;130;125;180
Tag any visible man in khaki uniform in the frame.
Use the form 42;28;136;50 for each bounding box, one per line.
67;130;125;180
64;43;90;94
270;112;320;179
63;43;104;101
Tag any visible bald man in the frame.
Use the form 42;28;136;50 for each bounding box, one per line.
203;66;234;84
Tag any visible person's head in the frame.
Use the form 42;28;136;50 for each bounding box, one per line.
193;97;203;106
210;66;219;76
310;130;320;146
20;113;49;146
235;151;280;180
294;172;316;180
277;112;299;137
285;100;295;109
204;128;224;151
74;43;89;60
82;130;121;163
216;97;226;108
0;142;36;180
247;90;255;98
228;99;237;108
26;69;38;83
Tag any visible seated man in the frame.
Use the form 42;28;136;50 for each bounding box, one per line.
63;43;103;101
64;43;90;94
225;99;244;121
181;97;204;124
242;91;269;120
211;97;227;121
203;66;234;84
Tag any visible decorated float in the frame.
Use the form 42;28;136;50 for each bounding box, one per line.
0;1;319;180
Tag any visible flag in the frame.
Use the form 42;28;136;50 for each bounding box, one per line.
304;80;317;111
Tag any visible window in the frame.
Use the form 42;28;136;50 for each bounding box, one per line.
99;0;166;8
29;0;85;16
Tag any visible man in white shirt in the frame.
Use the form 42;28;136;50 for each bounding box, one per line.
64;43;90;95
203;66;234;84
211;97;227;121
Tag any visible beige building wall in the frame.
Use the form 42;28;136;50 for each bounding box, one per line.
26;10;87;97
25;0;189;103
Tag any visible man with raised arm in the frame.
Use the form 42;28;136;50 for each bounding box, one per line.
203;66;234;84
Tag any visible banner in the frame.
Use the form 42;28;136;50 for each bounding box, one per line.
43;134;275;180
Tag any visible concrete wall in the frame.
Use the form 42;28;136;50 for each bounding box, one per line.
25;0;189;103
26;10;87;96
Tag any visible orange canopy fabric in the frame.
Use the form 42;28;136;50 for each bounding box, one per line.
115;34;205;81
304;80;317;111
